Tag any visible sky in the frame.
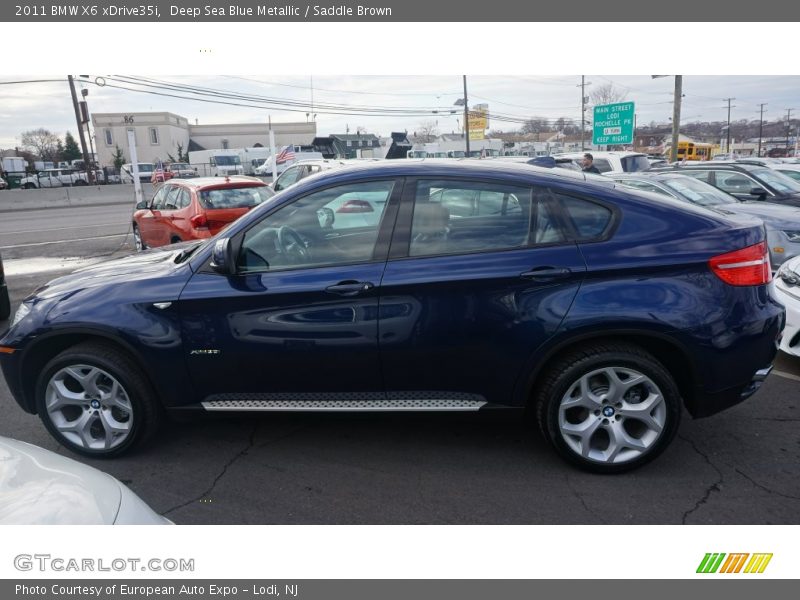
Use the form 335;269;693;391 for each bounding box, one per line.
1;74;799;149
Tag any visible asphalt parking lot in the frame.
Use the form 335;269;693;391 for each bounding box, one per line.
1;188;799;524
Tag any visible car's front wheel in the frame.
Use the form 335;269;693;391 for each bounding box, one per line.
35;342;161;457
535;342;681;473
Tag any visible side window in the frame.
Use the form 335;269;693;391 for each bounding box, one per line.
238;180;394;273
151;186;168;210
715;172;761;194
681;170;712;184
410;180;532;257
163;186;182;210
556;194;614;241
307;165;322;175
177;189;192;209
273;166;301;192
593;159;612;173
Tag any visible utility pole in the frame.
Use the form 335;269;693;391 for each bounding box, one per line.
462;75;470;156
786;108;794;155
578;76;591;151
670;76;682;163
723;98;735;154
757;103;767;157
68;75;94;183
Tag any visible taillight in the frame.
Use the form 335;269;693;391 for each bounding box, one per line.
190;214;209;229
336;199;373;213
709;241;771;286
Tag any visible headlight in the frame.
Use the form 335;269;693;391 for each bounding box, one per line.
11;303;30;327
783;231;800;242
778;264;800;285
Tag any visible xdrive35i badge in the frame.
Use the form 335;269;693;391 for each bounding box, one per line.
190;349;221;355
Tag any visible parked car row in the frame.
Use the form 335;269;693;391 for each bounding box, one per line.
0;160;784;474
18;168;105;189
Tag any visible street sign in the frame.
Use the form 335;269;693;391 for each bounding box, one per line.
593;102;635;145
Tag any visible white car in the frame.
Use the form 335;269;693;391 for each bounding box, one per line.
773;256;800;358
271;159;353;192
0;436;171;524
552;151;651;175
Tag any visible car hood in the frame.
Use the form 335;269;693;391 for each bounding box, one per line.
0;437;121;524
34;243;199;300
733;202;800;228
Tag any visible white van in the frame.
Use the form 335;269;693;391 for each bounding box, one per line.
188;150;245;177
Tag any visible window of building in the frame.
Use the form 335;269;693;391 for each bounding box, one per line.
149;127;159;145
221;139;229;149
104;129;113;146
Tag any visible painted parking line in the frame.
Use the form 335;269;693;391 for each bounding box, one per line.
2;257;108;276
0;233;128;250
772;370;800;382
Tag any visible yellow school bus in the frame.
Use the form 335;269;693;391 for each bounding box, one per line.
675;142;714;161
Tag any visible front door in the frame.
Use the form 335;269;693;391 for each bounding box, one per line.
178;178;401;402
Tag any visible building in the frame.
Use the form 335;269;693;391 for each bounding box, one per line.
311;133;382;159
91;112;316;166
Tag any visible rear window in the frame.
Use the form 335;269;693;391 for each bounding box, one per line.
621;155;651;172
557;194;614;240
198;186;273;209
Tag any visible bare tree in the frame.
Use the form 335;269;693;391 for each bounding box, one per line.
590;83;628;106
521;117;550;138
415;120;439;143
20;128;61;161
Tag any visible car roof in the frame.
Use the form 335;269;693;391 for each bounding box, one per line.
167;175;267;189
554;151;647;159
281;158;617;189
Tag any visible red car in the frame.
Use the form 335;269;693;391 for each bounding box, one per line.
132;177;274;250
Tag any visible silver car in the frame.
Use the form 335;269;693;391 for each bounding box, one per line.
612;172;800;269
0;436;171;524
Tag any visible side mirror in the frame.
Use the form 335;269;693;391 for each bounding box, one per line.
135;201;148;210
210;237;236;275
750;187;767;198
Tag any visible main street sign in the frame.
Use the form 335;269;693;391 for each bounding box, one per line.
593;102;635;145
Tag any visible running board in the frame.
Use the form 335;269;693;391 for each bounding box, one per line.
201;398;487;412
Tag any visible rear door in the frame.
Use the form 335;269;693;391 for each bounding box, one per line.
138;185;168;247
378;177;588;407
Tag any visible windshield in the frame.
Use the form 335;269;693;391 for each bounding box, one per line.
621;155;651;172
752;168;800;193
137;164;154;173
661;176;737;207
198;185;273;209
171;163;190;170
215;156;241;166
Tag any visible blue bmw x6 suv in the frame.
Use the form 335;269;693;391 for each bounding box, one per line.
0;161;784;472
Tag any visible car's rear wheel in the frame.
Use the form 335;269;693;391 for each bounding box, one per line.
535;342;681;473
0;286;10;321
73;179;88;186
132;225;146;251
35;342;161;458
23;183;36;189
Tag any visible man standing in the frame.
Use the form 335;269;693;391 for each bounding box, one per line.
581;153;601;174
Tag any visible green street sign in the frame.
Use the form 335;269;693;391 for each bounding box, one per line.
593;102;635;145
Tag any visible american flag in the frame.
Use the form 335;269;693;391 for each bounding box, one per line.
275;145;296;165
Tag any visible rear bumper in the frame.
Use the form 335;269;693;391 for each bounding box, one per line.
691;365;773;418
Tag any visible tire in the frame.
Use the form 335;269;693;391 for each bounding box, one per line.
73;179;88;186
535;342;681;474
132;224;146;251
170;236;182;244
35;341;161;458
23;183;36;189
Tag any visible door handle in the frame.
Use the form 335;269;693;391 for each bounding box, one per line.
325;280;375;296
520;267;572;281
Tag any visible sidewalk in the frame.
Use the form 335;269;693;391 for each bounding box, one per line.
0;184;153;213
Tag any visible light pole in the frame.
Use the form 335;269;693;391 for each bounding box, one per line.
652;75;682;163
758;103;767;157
